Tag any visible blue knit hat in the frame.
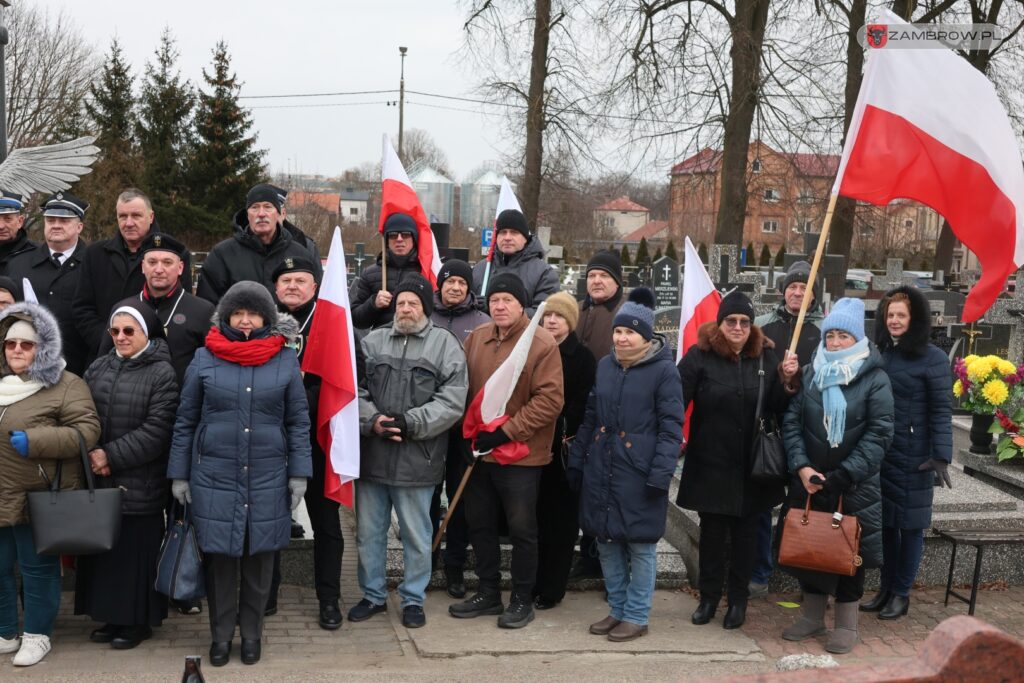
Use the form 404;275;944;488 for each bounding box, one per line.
821;297;866;342
613;288;656;340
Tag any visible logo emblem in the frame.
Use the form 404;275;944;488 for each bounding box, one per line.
285;258;294;269
866;24;888;48
153;235;162;247
55;192;64;201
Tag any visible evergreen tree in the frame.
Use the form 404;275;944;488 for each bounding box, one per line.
620;244;632;266
759;244;772;267
653;246;663;260
85;38;135;151
745;241;755;266
698;242;709;264
775;246;787;267
636;237;650;264
665;240;678;261
187;41;265;241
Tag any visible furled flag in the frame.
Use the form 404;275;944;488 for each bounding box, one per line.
835;10;1024;322
463;300;548;465
300;227;360;507
379;135;442;287
480;176;522;297
678;237;720;441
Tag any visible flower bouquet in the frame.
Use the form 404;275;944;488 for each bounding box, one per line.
953;354;1021;414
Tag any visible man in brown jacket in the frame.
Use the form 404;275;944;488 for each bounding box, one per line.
448;272;563;629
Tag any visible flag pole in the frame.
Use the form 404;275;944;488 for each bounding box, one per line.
788;192;838;356
380;234;387;292
432;459;476;552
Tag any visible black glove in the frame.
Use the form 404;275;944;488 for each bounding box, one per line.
919;458;953;488
381;414;408;438
474;427;511;453
458;437;477;467
822;468;852;495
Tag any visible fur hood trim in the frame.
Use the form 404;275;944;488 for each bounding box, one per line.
875;285;931;355
0;302;65;386
696;320;772;361
210;309;301;344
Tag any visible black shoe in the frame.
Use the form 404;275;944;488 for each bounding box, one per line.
497;595;535;629
89;624;117;644
402;605;426;628
347;598;387;622
209;641;231;667
240;638;261;665
533;596;559;610
860;590;892;612
691;598;718;625
445;567;467;599
723;603;747;630
319;600;343;630
449;591;504;619
568;558;602;580
878;594;909;620
176;599;202;615
111;625;152;650
290;520;305;539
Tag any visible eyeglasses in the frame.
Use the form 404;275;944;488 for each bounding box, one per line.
4;340;35;351
107;326;137;338
387;231;414;241
722;317;751;329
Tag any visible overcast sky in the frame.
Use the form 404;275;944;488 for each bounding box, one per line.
32;0;510;182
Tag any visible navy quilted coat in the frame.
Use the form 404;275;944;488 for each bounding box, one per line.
568;336;683;543
167;343;312;557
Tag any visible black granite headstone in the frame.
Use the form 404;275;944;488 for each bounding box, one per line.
653;256;680;309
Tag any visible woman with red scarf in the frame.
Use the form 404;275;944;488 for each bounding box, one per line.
167;281;312;667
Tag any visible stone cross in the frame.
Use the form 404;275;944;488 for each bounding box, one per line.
984;267;1024;364
709;244;739;287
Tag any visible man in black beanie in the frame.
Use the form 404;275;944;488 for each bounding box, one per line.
349;212;425;330
471;209;559;318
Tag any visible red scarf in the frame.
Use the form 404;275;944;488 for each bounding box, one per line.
205;327;285;366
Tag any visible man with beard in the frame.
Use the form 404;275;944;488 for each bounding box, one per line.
0;191;36;276
349;213;424;330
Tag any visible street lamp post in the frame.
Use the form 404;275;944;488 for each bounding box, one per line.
0;3;10;163
398;46;407;160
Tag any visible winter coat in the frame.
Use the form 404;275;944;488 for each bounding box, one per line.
429;290;491;342
875;285;952;530
196;211;322;305
676;322;796;517
8;240;89;375
282;219;322;266
166;316;313;557
755;302;823;367
576;288;624;360
471;237;560;318
84;339;180;516
358;320;468;486
552;332;597;456
72;227;193;361
348;250;424;330
463;314;564;467
782;344;894;568
0;229;37;276
569;336;683;542
0;303;101;527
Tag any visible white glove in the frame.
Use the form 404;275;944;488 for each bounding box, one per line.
171;479;192;505
288;477;307;511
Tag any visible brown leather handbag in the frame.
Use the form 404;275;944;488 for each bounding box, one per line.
778;495;863;577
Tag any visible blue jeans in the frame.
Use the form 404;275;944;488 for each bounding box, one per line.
750;510;774;585
597;541;657;626
0;524;61;637
355;480;434;609
881;527;925;597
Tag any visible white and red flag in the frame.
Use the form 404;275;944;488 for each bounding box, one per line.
379;135;442;287
481;176;522;297
463;300;548;465
677;236;721;364
300;227;360;507
835;10;1024;322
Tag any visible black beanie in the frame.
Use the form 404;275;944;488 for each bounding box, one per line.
487;272;528;310
586;249;623;285
0;276;22;302
716;290;755;325
383;213;418;242
394;273;434;317
436;259;473;291
495;209;529;237
246;184;284;212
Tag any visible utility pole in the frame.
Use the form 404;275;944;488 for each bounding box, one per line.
398;46;407;161
0;2;10;163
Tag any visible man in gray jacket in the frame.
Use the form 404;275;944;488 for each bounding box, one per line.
471;209;559;318
350;273;468;629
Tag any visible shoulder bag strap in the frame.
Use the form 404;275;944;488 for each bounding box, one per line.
754;353;766;427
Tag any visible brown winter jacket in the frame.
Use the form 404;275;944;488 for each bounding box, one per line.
463;314;564;467
576;288;623;360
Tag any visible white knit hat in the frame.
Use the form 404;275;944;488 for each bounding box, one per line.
5;319;38;343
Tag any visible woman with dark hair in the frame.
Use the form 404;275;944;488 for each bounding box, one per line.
860;286;952;620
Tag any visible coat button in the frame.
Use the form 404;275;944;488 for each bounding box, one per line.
619;431;625;438
244;503;248;508
246;387;252;392
244;428;250;433
626;442;632;448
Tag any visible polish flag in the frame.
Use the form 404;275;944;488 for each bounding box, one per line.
481;176;522;297
300;227;360;507
835;11;1024;322
678;237;720;442
463;301;548;465
379;135;442;288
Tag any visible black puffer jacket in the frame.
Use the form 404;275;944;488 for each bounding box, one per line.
349;250;423;330
84;339;180;515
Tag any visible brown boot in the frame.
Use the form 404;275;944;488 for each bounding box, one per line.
607;621;648;642
589;615;621;635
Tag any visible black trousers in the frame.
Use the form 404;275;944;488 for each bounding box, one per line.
534;458;579;603
801;566;866;603
464;461;541;598
441;438;470;571
697;511;760;604
205;545;274;642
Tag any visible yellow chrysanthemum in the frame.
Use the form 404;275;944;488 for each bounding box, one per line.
953;380;964;398
998;360;1017;376
985;356;1002;372
965;354;980;365
967;359;991;383
983;379;1010;406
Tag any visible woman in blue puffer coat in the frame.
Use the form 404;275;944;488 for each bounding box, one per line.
568;289;683;643
167;281;311;668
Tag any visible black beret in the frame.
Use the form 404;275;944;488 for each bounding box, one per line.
272;256;318;283
139;232;187;259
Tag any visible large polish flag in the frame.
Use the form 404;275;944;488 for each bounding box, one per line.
835;11;1024;322
463;301;548;465
678;237;720;441
379;135;442;287
300;227;360;507
480;176;522;297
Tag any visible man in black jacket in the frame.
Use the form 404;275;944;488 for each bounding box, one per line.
9;192;90;375
195;184;322;304
0;190;37;276
348;212;423;330
72;188;192;364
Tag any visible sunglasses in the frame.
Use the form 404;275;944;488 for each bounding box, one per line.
4;340;35;351
387;231;414;240
108;326;137;338
722;317;751;329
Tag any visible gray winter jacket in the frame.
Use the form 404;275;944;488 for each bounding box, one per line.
358;319;468;486
472;236;560;317
429;291;490;343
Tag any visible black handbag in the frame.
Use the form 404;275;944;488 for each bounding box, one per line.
750;354;788;483
155;501;206;601
27;431;123;556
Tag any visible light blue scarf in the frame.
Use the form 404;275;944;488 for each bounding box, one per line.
812;337;870;447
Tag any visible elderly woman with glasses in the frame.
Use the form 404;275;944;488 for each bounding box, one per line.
676;291;800;631
74;301;179;651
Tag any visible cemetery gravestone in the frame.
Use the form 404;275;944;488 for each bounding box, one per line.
653;256;680;309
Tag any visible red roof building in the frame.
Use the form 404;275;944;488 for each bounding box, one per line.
594;196;650;237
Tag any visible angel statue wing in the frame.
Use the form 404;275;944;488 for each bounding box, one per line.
0;136;100;197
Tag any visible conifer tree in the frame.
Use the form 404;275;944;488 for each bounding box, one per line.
698;242;709;264
620;244;632;266
636;236;650;264
759;244;772;267
665;240;678;261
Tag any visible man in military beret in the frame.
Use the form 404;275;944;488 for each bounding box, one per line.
0;190;37;277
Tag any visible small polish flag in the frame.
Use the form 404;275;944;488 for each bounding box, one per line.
379;135;442;287
678;237;720;442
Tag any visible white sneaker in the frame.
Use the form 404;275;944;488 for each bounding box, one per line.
0;634;19;654
12;633;50;666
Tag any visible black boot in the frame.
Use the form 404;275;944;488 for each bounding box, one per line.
859;590;891;612
319;600;343;630
878;594;909;620
445;566;467;599
723;602;747;630
209;641;231;667
691;597;718;625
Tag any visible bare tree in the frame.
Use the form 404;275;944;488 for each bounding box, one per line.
400;128;454;179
